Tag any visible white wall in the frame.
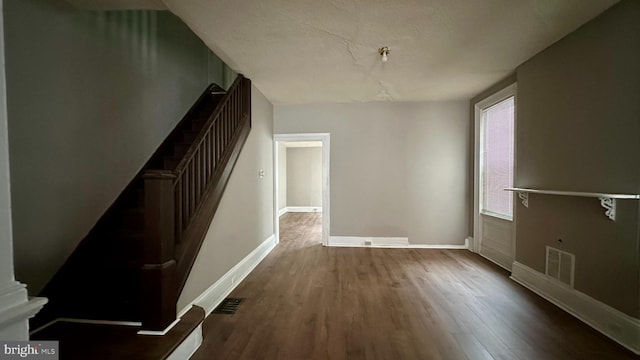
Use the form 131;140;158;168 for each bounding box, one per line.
178;84;274;310
286;147;322;207
274;101;469;245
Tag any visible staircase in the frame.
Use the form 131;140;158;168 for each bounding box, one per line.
32;75;252;335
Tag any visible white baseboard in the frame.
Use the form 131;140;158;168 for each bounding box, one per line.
409;238;470;250
167;323;202;360
328;236;470;250
478;248;512;271
511;261;640;355
179;234;277;317
329;236;409;248
279;207;322;216
465;236;474;252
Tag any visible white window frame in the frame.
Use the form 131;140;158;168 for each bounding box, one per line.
479;95;516;221
473;83;517;251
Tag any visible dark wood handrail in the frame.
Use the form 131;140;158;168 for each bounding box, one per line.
174;75;244;174
141;74;251;330
170;75;249;245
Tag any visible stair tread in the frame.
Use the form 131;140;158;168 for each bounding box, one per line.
31;306;205;360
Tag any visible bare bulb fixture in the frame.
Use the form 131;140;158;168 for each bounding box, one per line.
379;46;390;62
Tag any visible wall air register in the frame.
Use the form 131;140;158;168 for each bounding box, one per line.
546;246;575;287
213;298;243;314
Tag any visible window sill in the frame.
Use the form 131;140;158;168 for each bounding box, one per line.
480;210;513;222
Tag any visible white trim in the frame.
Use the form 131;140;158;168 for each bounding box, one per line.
274;133;330;246
329;236;408;248
0;281;47;337
178;234;277;318
328;236;472;249
408;238;470;250
31;318;141;336
0;282;27;312
273;141;280;243
408;245;468;249
473;93;481;253
465;236;474;251
166;323;202;360
505;188;640;222
137;318;180;336
473;83;517;260
511;261;640;355
505;187;640;199
50;318;140;326
279;206;321;216
0;297;47;334
480;209;513;222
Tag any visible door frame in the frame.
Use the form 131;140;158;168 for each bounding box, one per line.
473;83;517;268
273;133;330;246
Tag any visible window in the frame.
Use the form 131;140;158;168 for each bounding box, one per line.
481;96;514;220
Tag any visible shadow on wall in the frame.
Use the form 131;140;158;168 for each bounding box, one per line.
4;0;232;294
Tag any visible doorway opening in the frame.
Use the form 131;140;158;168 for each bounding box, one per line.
273;133;330;246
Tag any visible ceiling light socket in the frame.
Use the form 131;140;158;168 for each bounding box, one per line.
379;46;390;62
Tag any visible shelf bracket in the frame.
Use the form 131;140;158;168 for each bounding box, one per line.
598;197;616;221
517;192;529;208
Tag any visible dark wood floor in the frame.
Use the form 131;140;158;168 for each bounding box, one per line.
192;212;637;360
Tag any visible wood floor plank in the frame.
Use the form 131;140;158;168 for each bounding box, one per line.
191;213;638;360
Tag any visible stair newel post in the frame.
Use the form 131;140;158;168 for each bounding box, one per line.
141;170;178;331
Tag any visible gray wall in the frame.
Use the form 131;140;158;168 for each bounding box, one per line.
178;85;274;310
513;0;640;317
274;101;469;245
4;0;229;294
277;142;287;211
286;147;322;207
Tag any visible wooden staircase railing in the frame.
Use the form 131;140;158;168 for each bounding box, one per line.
32;75;251;334
141;75;251;330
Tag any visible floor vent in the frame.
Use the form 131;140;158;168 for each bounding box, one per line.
546;246;575;287
213;298;243;314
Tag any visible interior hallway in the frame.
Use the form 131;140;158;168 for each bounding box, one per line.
191;213;636;359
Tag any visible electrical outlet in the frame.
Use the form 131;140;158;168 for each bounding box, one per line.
364;240;372;246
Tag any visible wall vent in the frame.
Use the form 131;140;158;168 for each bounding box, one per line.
546;246;575;287
213;298;243;314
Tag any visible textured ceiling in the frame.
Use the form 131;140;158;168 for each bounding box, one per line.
72;0;619;104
